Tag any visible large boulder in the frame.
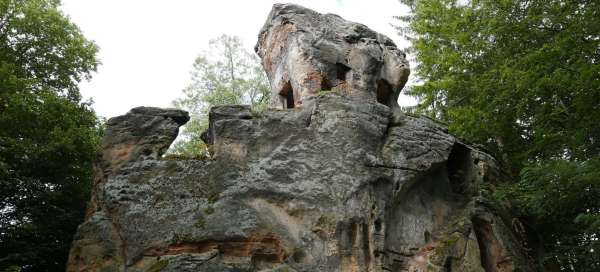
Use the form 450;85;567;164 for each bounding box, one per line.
255;4;410;110
67;4;540;272
67;94;539;272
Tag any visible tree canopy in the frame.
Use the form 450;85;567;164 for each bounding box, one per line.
169;35;269;157
397;0;599;269
0;0;101;271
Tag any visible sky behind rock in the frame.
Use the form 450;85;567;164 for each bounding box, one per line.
61;0;415;118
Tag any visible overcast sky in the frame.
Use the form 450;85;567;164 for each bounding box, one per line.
60;0;415;118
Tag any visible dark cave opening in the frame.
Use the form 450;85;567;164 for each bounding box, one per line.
376;79;393;106
321;77;331;91
336;63;351;81
446;143;471;194
280;81;294;108
374;218;382;233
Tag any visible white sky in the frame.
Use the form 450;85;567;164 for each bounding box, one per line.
60;0;416;119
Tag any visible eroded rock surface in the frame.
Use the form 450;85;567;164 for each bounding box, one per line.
68;4;540;272
68;94;539;272
255;4;410;110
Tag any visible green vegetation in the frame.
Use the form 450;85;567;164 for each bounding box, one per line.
0;0;101;271
148;259;169;272
194;216;206;229
204;206;215;215
397;0;599;269
168;35;270;157
207;192;220;204
0;0;596;270
317;89;333;95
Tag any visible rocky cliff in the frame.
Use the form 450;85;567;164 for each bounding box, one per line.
67;4;539;272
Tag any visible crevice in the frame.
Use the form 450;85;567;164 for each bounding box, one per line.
376;79;393;106
365;164;419;172
279;81;294;109
472;216;499;272
304;112;312;127
362;221;372;266
447;143;471;195
444;256;453;271
198;251;220;267
103;209;128;269
321;76;331;91
374;219;382;233
336;63;351;81
424;230;431;243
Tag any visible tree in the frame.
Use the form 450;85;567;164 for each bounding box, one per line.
169;35;269;157
396;0;599;269
0;0;98;100
0;0;100;271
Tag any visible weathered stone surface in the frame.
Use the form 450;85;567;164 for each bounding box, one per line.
68;94;538;272
99;106;189;172
83;107;189;218
68;4;540;272
255;4;410;110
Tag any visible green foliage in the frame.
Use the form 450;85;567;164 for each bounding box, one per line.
194;216;205;229
204;206;215;215
0;0;100;271
147;259;169;272
167;117;209;158
397;0;600;269
0;0;98;100
397;0;599;170
496;158;600;269
168;35;270;157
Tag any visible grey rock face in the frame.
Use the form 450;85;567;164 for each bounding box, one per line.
255;4;410;110
68;95;538;272
99;106;189;171
68;4;539;272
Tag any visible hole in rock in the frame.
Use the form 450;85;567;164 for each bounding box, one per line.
320;76;332;91
336;63;351;81
424;230;431;243
374;219;382;232
292;249;308;263
443;256;453;271
279;81;295;109
376;79;393;106
446;143;471;194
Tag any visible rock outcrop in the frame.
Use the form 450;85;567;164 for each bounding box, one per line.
255;4;410;110
67;4;540;272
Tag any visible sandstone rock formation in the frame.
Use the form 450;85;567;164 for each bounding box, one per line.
67;4;540;272
255;4;410;110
